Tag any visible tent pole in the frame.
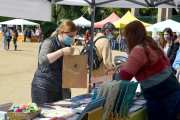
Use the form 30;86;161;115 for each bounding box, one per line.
89;1;95;93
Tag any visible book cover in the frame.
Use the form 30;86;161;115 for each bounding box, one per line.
76;96;106;120
113;81;131;117
119;82;138;118
102;80;122;120
96;80;112;98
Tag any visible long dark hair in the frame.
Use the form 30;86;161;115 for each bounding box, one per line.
161;28;174;48
124;20;166;65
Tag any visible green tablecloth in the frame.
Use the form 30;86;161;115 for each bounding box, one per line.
128;107;148;120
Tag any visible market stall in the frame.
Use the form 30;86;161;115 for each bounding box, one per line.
112;11;152;28
94;12;120;28
72;16;91;45
0;19;44;42
3;80;147;120
146;19;180;37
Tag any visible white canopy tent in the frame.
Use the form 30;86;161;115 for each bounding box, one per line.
146;19;180;37
0;19;40;35
0;0;51;21
50;0;180;92
73;16;91;27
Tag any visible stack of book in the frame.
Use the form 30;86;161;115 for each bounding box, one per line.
96;80;138;120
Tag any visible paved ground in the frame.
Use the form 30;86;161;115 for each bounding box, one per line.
0;40;126;106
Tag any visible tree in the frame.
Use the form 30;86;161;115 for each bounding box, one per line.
52;4;63;23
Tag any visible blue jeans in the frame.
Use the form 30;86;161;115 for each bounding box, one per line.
36;35;39;43
111;41;116;50
120;42;125;52
146;90;180;120
39;35;42;42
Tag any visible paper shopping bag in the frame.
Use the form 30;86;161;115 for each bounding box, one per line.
62;55;88;88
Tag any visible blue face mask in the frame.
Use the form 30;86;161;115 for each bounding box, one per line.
106;34;113;39
62;36;74;45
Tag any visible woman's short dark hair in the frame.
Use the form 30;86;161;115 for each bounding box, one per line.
101;22;116;35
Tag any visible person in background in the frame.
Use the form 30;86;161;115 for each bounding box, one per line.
27;29;31;42
2;29;7;51
24;28;27;42
120;34;126;52
173;34;180;78
35;28;40;43
13;27;18;51
174;32;177;39
154;33;161;45
31;20;77;106
6;28;11;50
92;22;116;77
39;28;43;42
31;29;35;35
90;21;180;120
93;31;96;37
161;28;179;73
111;33;116;50
84;29;89;44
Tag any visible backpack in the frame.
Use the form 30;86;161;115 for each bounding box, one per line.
80;36;106;70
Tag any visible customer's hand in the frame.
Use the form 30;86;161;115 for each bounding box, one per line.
90;76;112;87
90;77;103;87
104;66;119;75
62;47;75;56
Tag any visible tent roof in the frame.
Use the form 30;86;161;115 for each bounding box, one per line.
56;0;178;8
146;19;180;32
94;12;120;28
113;11;152;28
0;19;40;26
73;16;91;27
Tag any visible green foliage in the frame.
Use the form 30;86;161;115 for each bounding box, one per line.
40;22;58;39
139;8;158;16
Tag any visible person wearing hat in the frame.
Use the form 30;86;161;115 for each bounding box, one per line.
173;34;180;78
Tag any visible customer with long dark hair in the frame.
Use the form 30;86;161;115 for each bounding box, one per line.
161;28;179;73
90;21;180;120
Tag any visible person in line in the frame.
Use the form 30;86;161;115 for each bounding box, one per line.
24;28;27;42
161;28;179;73
39;28;43;42
31;20;77;106
154;33;161;45
92;22;115;77
174;32;177;39
6;28;11;50
35;28;40;43
2;29;7;51
111;33;116;50
84;29;89;44
90;21;180;120
13;27;18;51
173;34;180;78
120;34;126;52
31;29;35;35
27;29;31;42
93;31;96;37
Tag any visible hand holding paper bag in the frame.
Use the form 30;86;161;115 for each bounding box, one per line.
62;49;88;88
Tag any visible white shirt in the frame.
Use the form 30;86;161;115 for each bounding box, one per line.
164;43;169;55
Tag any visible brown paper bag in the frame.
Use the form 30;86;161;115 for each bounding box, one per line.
62;55;88;88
